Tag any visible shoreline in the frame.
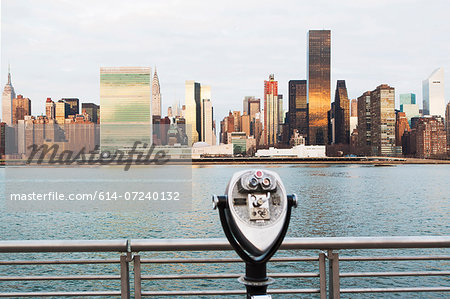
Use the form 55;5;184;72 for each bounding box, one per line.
191;158;450;165
2;157;449;167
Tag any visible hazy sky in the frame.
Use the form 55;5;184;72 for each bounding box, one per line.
1;0;450;122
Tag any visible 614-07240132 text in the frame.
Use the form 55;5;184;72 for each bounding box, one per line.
9;191;180;201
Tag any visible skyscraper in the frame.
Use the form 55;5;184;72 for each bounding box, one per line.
350;99;357;117
400;93;420;125
395;112;410;146
400;93;416;106
185;81;215;145
62;98;80;115
45;98;55;119
200;85;215;146
243;96;254;115
423;68;445;117
334;80;350;144
100;67;151;152
288;80;308;142
371;84;396;156
307;30;331;145
185;80;201;145
55;100;69;124
350;99;358;136
264;74;279;146
414;116;447;158
446;102;450;150
232;111;241;132
152;68;161;117
12;95;31;124
357;91;371;150
82;103;100;123
248;98;261;120
2;68;16;126
205;100;216;145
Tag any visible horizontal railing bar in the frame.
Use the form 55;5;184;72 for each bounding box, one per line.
341;271;450;277
0;259;120;265
141;288;320;296
139;256;318;264
0;275;121;281
341;287;450;293
0;291;122;297
0;240;128;253
131;236;450;252
0;236;448;253
141;272;319;280
340;255;450;261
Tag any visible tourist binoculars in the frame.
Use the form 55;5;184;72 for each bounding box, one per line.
213;169;297;298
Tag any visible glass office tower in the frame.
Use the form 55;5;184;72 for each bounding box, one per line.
100;67;151;153
288;80;308;142
307;30;331;145
334;80;350;144
422;67;445;117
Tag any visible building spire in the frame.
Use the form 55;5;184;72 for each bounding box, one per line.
7;64;11;85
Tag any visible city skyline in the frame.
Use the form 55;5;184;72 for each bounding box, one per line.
2;1;450;124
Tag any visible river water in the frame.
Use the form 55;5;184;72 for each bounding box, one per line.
0;164;449;298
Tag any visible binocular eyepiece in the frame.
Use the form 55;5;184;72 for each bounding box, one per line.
240;170;277;192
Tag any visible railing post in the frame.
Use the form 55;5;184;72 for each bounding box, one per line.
134;254;142;299
328;250;340;299
120;253;131;299
318;252;326;299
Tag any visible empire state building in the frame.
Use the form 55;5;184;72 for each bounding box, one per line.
2;67;16;126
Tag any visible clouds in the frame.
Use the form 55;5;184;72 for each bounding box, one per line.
1;0;449;120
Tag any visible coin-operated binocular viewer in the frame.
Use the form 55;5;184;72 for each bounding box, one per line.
213;169;297;299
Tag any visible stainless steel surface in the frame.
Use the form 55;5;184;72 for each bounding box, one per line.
130;236;450;251
140;272;319;280
0;291;122;297
340;271;450;277
0;275;120;281
0;259;120;265
138;256;318;263
319;252;327;299
340;287;450;293
0;241;129;298
225;169;289;254
329;251;340;299
0;239;128;252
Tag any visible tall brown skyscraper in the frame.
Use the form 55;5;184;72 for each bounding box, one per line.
12;95;31;124
334;80;350;144
307;30;331;145
248;98;260;120
288;80;308;142
395;112;410;146
370;84;396;156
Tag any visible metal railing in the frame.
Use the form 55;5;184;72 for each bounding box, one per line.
0;240;129;298
0;236;449;298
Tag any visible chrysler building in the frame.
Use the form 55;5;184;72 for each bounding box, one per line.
152;68;161;117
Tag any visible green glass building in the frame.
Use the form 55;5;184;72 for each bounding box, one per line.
100;67;151;153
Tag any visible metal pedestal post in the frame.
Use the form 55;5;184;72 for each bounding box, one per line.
238;262;274;299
